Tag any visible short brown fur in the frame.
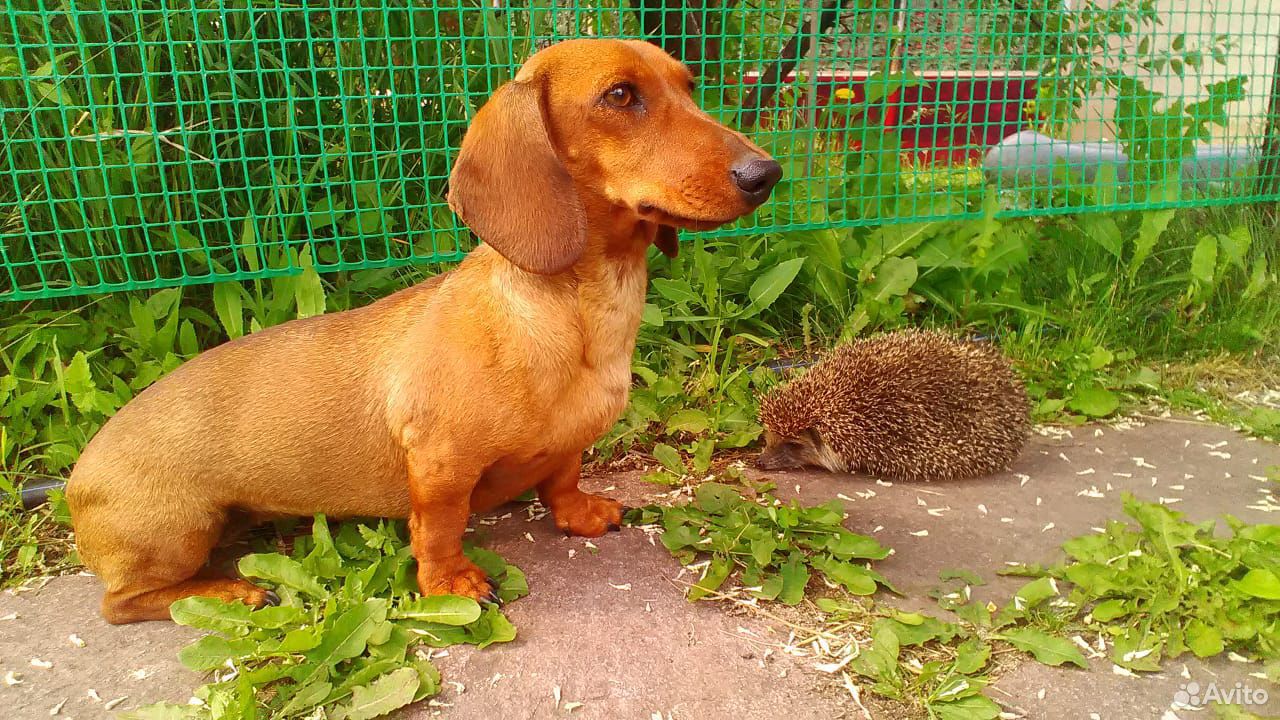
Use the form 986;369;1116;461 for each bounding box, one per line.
67;39;778;623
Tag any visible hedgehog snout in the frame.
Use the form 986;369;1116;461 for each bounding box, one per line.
757;428;829;472
755;444;802;471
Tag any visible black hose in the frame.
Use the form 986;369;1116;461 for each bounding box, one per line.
20;480;64;510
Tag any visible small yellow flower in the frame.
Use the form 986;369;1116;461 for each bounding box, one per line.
833;88;856;100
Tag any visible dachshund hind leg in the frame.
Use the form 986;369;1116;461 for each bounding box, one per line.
102;577;275;624
80;506;274;624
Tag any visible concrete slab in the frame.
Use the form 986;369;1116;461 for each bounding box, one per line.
430;524;846;720
761;418;1280;719
0;575;200;716
0;418;1276;720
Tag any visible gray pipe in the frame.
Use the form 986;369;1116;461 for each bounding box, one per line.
20;480;64;510
983;130;1259;192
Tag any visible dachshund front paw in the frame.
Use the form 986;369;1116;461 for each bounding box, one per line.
417;558;494;602
548;492;623;537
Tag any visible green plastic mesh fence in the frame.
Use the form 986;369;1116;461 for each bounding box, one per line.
2;1;1279;301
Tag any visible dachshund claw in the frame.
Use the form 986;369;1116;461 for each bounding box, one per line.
481;573;502;604
261;590;281;607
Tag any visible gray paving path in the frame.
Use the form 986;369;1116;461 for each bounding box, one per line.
1;418;1277;719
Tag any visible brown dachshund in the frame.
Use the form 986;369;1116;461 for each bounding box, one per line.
66;38;780;623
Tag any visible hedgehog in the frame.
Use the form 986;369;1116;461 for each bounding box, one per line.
756;329;1030;482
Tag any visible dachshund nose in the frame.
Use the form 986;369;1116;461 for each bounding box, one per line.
730;157;783;204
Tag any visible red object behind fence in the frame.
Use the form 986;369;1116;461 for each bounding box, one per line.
740;70;1041;164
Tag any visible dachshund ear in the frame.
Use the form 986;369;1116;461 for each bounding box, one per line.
447;80;586;275
654;224;679;258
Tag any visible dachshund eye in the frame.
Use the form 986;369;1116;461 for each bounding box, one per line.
604;82;636;108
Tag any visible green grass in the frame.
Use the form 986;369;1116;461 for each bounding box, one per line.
2;195;1277;588
630;479;1280;717
0;480;72;589
120;516;527;720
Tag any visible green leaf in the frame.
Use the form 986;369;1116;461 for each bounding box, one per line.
63;351;93;396
294;249;327;319
650;278;700;305
1190;234;1218;285
953;638;991;675
178;321;199;357
401;622;469;647
1012;577;1059;611
498;565;529;604
997;627;1088;668
332;658;408;699
955;600;992;629
1186;620;1225;658
1212;705;1268;720
264;626;323;654
305;599;388;667
1111;628;1164;671
307;197;344;230
850;622;900;682
641;303;664;326
875;614;957;646
1087;346;1115;370
827;532;890;560
338;667;420;720
469;606;517;649
778;552;811;605
1217;225;1252;269
178;635;243;671
750;571;783;601
1235;569;1280;599
278;679;332;717
303;515;343;578
238;553;327;597
652;443;685;475
1067;386;1119;418
750;536;777;567
246;605;307;629
739;257;806;318
812;556;879;595
392;596;482;626
939;569;986;586
660;522;701;551
868;256;918;302
691;438;715;474
1243;256;1270;299
213;282;245;339
1077;215;1123;259
932;694;1002;720
410;657;442;701
464;546;507;579
688;556;733;601
694;483;742;514
129;298;157;348
169;597;254;633
665;408;710;435
1090;598;1129;622
1130;208;1175;279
